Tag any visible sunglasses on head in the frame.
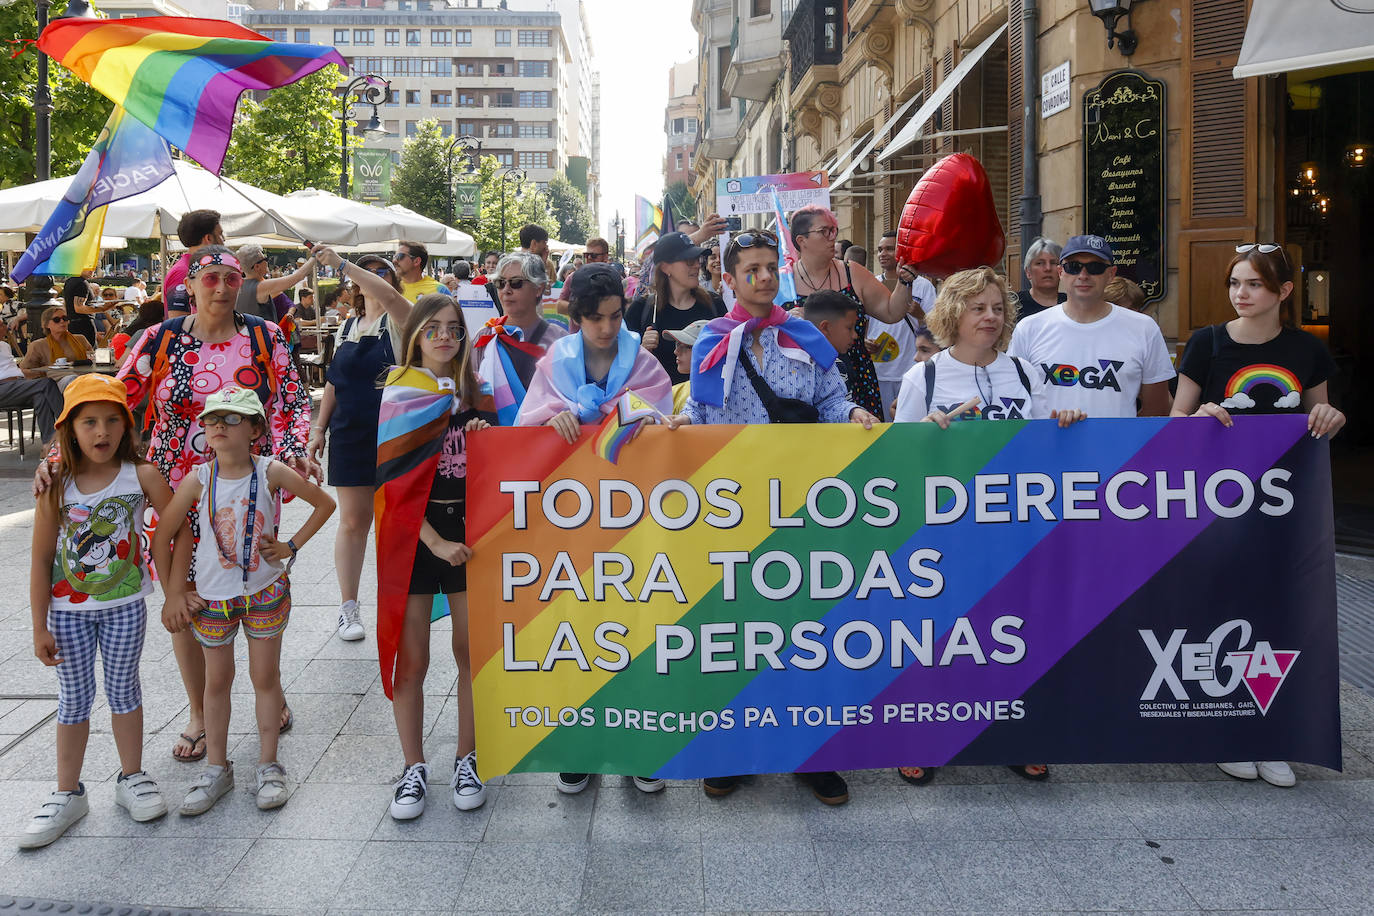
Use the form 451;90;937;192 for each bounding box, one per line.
1061;260;1110;276
198;271;244;289
726;230;779;258
202;412;249;428
495;277;529;290
1236;243;1290;267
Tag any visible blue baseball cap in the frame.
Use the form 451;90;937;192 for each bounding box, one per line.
1060;235;1115;265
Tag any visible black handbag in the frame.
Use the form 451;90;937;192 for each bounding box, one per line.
738;347;819;424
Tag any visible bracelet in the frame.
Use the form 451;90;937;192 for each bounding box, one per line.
287;538;299;557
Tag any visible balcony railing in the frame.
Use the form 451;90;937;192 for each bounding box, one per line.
784;0;843;91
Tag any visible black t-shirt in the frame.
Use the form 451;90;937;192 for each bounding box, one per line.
1178;323;1336;414
625;292;727;384
1016;288;1066;321
62;276;97;340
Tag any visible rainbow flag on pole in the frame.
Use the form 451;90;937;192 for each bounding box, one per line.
12;105;174;283
37;16;347;174
633;194;662;255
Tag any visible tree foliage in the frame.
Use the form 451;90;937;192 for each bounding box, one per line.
389;118;450;225
664;180;697;222
0;0;110;187
222;65;354;196
449;154;554;255
545;173;595;244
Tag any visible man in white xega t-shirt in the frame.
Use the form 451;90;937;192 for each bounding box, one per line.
1009;234;1174;417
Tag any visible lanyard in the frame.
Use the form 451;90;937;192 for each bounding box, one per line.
208;459;258;585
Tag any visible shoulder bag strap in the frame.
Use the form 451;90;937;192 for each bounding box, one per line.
924;356;937;414
1011;356;1033;399
738;347;785;423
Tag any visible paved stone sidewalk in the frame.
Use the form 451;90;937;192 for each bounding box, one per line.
0;479;1372;914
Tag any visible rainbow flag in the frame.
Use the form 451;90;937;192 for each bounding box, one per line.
633;194;662;255
38;16;347;174
12;105;174;283
591;408;644;465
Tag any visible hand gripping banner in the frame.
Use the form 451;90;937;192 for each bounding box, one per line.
466;417;1340;778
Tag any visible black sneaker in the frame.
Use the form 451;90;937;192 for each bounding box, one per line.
702;775;740;797
556;772;590;794
797;770;849;805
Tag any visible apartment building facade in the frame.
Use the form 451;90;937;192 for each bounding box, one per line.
243;0;597;197
664;58;701;190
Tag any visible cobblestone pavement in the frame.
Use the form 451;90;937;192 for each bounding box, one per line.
0;455;1372;915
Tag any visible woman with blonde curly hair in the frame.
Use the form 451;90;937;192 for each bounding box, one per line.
891;267;1083;786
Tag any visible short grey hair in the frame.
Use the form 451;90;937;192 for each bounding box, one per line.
1022;237;1062;273
495;251;547;287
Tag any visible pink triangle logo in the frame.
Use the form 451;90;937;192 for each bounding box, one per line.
1225;643;1300;715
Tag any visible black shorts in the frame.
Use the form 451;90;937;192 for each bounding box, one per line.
409;500;467;595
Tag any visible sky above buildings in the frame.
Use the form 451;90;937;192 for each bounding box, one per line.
583;0;696;236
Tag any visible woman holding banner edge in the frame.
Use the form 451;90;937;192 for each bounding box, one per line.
893;266;1084;785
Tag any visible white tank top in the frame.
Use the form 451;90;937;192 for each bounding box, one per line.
193;455;285;600
51;461;152;611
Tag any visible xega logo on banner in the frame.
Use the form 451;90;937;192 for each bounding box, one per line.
1139;619;1299;716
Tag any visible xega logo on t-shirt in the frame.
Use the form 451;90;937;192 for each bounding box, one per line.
1040;359;1124;391
936;398;1028;420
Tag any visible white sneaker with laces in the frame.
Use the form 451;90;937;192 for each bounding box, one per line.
115;771;167;822
179;763;234;816
632;776;666;794
390;762;430;820
1217;761;1259;780
337;600;365;641
1257;760;1296;787
18;785;89;849
256;762;291;810
451;751;487;811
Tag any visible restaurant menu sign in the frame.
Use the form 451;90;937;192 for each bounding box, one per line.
1082;71;1167;305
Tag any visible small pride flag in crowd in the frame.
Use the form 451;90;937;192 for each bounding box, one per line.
593;390;665;465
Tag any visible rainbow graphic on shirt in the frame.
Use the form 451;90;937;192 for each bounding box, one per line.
1222;364;1303;411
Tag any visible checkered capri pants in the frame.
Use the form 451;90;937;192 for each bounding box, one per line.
47;598;147;725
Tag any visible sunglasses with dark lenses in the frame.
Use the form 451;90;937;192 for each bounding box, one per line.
1061;260;1110;276
50;315;69;323
198;271;245;289
495;277;528;291
202;413;249;428
585;251;609;261
727;230;779;257
392;251;411;261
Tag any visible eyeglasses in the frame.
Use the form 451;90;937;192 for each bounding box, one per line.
725;230;779;259
392;251;411;261
197;271;245;289
495;277;528;291
202;413;249;428
1236;243;1290;268
802;226;838;240
359;263;390;276
422;323;465;341
49;315;69;323
1061;260;1110;276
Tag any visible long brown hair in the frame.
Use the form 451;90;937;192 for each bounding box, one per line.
44;402;145;516
396;293;481;407
1226;247;1298;327
652;258;714;312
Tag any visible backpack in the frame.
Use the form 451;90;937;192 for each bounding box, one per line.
140;313;280;431
925;353;1033;414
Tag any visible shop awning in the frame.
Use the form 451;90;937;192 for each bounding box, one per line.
829;92;924;191
1235;0;1374;79
877;22;1008;166
821;131;872;179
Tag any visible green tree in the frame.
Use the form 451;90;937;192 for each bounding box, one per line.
389;118;450;224
0;0;110;187
222;65;354;196
663;180;697;222
545;173;594;244
461;154;554;254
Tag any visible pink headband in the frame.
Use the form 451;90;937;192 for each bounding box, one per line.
187;251;242;278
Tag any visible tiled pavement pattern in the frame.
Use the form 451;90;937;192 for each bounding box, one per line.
0;478;1372;914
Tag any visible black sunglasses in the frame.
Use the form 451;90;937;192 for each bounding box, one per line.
495;277;529;290
1061;260;1110;276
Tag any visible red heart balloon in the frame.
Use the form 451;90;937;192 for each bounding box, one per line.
896;153;1006;280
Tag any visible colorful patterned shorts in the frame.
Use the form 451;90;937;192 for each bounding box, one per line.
193;577;291;648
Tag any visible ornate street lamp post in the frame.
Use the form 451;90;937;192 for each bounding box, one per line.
338;74;390;199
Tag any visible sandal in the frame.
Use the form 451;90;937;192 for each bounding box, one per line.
1008;764;1050;781
279;703;293;734
171;730;206;762
897;766;937;786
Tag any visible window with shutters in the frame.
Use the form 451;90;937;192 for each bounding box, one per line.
1007;7;1025;280
941;45;956;154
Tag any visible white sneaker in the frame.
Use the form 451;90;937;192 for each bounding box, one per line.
18;785;89;849
557;772;590;794
1217;761;1259;780
115;771;167;822
337;600;365;641
451;751;487;811
390;762;429;820
179;763;234;816
632;776;666;794
1257;760;1297;787
256;762;290;810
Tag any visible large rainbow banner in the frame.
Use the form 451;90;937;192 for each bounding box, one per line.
467;416;1340;777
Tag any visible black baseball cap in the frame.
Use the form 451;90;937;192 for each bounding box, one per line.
654;231;708;264
566;262;624;301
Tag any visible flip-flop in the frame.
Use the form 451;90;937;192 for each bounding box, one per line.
897;766;937;786
279;704;293;735
1008;764;1050;781
172;730;206;762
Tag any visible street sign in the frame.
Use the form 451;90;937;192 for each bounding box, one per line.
1041;61;1071;118
454;183;482;220
353;149;391;202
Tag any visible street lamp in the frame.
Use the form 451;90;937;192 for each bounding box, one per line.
498;166;526;253
611;212;626;264
445;134;482;226
1087;0;1143;55
338;73;390;199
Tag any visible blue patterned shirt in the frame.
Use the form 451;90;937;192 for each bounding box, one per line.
684;327;858;425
